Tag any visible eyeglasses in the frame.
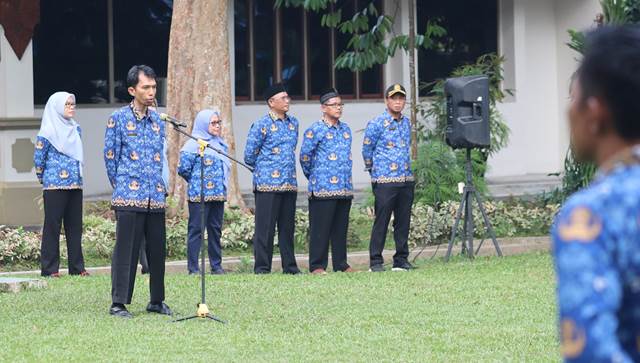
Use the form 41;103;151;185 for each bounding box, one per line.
325;103;345;108
210;121;222;126
64;102;76;108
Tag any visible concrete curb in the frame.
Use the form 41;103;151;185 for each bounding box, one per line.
0;236;551;276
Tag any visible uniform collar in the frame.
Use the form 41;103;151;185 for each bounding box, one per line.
268;110;289;122
129;101;150;122
383;109;404;123
322;118;341;129
597;144;640;177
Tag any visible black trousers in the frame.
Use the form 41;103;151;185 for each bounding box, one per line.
253;191;299;274
308;198;352;272
369;183;415;267
41;189;85;276
111;210;166;305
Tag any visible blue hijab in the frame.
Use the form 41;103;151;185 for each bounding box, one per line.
181;109;231;190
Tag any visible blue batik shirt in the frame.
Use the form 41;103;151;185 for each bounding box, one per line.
178;151;227;203
552;146;640;363
103;103;166;212
244;111;298;192
299;119;353;199
33;127;83;190
362;109;414;184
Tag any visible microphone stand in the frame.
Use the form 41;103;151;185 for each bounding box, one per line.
160;116;240;324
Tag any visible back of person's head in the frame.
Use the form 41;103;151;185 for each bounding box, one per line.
578;25;640;140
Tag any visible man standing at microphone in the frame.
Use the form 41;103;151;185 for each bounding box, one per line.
104;65;171;318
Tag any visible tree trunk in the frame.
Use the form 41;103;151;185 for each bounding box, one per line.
408;0;418;161
166;0;246;216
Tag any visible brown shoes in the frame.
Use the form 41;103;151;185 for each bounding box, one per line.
311;268;328;275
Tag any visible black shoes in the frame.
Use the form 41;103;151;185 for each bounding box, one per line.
369;264;385;272
146;302;173;316
392;261;415;271
109;304;133;319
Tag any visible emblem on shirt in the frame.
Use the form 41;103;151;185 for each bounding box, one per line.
400;141;406;147
330;176;339;184
390;163;398;171
151;122;160;133
36;140;44;149
306;130;314;139
302;155;310;162
383;119;390;127
328;153;338;161
156;183;164;193
206;181;214;189
558;207;602;243
261;127;267;135
106;149;114;159
272;147;280;154
387;141;395;148
311;178;316;185
271;124;278;132
289;123;295;131
560;319;585;358
271;170;281;178
343;132;350;139
204;158;213;166
363;138;371;145
129;180;140;191
126;121;136;131
107;118;116;128
154;153;161;162
365;158;372;166
326;132;334;139
130;151;139;161
59;170;69;179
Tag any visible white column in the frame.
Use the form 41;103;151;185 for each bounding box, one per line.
0;25;35;118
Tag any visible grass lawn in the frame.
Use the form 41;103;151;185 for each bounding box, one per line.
0;252;559;362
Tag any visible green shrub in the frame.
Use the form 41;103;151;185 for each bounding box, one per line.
0;226;41;265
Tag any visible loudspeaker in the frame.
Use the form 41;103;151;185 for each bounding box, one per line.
444;75;490;149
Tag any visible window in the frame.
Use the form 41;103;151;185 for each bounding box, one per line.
33;0;109;104
234;0;384;102
33;0;173;105
417;1;498;96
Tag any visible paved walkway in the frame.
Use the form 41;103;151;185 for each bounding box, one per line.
0;236;550;276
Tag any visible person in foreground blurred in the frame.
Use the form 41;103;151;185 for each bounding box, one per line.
552;25;640;362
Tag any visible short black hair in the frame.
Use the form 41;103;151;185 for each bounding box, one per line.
126;65;156;88
578;25;640;140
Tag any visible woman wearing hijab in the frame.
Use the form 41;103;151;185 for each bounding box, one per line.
178;109;230;275
34;91;89;278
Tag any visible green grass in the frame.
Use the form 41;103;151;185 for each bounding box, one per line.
0;253;559;362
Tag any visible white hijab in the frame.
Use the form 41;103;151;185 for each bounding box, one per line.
37;92;83;167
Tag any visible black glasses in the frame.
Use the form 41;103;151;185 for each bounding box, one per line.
210;121;222;125
325;103;345;108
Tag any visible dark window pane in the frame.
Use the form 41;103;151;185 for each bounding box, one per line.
417;0;498;96
359;0;383;97
113;0;173;104
307;11;332;98
33;0;109;104
334;0;356;96
253;0;276;100
280;6;304;98
360;64;382;97
235;0;250;100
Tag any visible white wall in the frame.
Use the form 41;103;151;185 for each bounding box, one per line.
487;0;598;178
7;0;603;198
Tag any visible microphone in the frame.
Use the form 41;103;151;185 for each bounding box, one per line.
159;113;188;128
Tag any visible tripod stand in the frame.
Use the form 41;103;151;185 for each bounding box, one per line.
160;115;253;323
445;149;502;261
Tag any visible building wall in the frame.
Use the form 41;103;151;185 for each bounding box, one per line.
1;0;603;203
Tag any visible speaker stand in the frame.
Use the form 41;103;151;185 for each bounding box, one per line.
445;149;503;261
